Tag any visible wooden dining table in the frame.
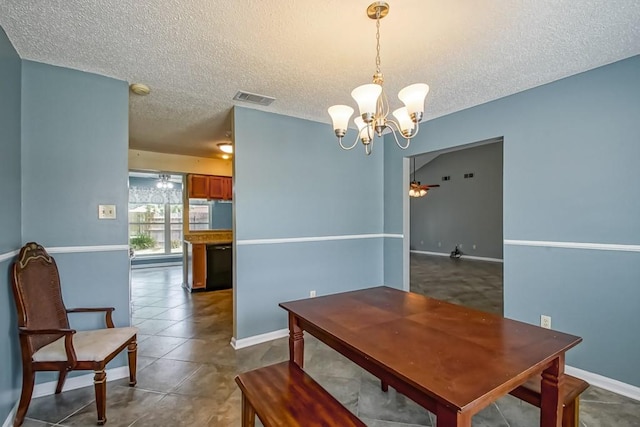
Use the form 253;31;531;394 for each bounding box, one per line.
279;286;582;427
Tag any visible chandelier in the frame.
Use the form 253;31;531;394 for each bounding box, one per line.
156;174;174;189
328;2;429;156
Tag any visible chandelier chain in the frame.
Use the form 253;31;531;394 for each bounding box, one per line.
375;9;381;74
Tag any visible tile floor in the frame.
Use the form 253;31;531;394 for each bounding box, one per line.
21;255;640;426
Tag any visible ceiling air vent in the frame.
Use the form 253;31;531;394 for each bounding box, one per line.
233;91;276;106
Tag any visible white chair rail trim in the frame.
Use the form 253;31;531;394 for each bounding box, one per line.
0;249;19;263
504;239;640;253
47;245;130;254
237;234;402;246
1;245;129;262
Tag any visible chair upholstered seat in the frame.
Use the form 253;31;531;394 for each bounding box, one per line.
33;327;138;363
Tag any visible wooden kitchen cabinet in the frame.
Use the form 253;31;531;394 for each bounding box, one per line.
188;174;232;200
186;242;206;291
222;177;232;200
208;176;225;199
188;174;209;199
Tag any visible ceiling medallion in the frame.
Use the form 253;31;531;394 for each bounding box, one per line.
328;2;429;155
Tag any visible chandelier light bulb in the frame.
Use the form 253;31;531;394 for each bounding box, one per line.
392;107;415;136
398;83;430;119
328;105;355;137
354;117;371;142
351;84;382;120
156;174;174;189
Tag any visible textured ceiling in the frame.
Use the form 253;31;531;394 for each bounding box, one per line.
1;0;639;159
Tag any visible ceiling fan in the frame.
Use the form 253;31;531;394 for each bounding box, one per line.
409;158;440;198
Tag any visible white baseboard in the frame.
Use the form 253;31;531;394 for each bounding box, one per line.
231;328;289;350
131;261;182;269
2;401;18;427
2;366;130;426
566;365;640;402
33;365;130;398
410;250;503;263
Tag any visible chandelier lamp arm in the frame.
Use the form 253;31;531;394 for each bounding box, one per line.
365;142;373;156
385;118;421;149
338;134;360;151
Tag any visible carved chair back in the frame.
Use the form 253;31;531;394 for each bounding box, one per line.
11;242;70;355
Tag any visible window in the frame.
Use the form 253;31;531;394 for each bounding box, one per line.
128;173;184;257
189;199;211;230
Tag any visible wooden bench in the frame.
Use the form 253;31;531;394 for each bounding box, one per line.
509;374;589;427
235;361;366;427
380;374;588;426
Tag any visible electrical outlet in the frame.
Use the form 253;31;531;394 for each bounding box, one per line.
438;242;441;247
310;290;316;298
473;244;476;250
540;315;552;329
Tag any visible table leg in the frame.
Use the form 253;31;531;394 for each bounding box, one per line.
436;403;471;427
540;355;565;427
288;312;304;367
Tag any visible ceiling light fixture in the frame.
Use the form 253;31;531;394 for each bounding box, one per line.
218;142;233;154
130;83;150;96
156;174;174;189
409;158;439;198
328;2;429;156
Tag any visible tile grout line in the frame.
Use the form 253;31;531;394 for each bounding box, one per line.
493;401;512;427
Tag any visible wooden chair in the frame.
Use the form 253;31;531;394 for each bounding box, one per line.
10;242;138;426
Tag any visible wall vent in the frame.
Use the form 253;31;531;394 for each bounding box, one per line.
233;91;276;106
442;176;451;181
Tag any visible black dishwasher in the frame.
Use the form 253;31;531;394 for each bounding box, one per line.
206;244;232;291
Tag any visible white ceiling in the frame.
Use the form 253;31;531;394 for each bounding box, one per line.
1;1;639;159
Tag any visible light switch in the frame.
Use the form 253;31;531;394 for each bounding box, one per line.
98;205;117;219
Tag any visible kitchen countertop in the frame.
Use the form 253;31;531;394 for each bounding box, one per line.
184;230;232;245
185;239;232;245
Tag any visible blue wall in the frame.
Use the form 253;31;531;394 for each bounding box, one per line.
0;25;22;424
21;61;129;247
233;107;384;339
383;56;640;386
19;60;131;384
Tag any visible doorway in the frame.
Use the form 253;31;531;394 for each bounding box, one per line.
128;171;185;267
407;138;504;313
